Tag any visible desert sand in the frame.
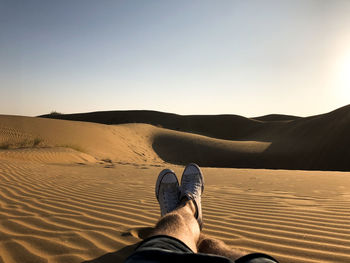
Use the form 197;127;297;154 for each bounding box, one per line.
0;114;350;263
41;104;350;171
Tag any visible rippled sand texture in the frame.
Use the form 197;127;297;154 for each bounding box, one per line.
1;160;349;263
0;159;164;263
0;115;350;263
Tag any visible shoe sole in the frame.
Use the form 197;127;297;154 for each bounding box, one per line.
155;169;179;201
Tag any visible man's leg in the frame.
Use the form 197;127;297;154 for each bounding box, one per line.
126;164;279;263
149;164;204;252
149;199;200;252
197;234;247;261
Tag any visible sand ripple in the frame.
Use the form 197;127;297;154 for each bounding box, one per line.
1;160;349;263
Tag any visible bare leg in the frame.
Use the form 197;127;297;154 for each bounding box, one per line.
149;199;200;252
197;234;248;261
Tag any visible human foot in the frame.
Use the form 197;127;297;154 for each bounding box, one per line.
155;169;180;216
180;163;204;229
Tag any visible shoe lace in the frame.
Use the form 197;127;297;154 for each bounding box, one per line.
162;186;179;210
182;175;201;198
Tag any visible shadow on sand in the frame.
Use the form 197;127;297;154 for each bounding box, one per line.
82;243;138;263
82;227;154;263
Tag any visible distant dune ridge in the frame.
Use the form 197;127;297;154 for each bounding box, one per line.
40;104;350;171
1;106;350;263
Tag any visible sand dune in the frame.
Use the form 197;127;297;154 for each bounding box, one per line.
1;113;350;263
251;114;301;122
0;115;163;165
40;104;350;171
0;147;96;164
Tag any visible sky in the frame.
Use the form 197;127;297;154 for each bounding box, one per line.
1;0;350;117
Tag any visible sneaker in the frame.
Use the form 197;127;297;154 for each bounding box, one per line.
155;169;180;217
180;163;204;229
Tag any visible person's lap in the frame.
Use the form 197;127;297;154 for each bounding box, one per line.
125;235;279;263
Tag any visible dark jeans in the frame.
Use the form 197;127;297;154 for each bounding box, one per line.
124;235;279;263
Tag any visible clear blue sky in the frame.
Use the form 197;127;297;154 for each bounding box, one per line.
1;0;350;117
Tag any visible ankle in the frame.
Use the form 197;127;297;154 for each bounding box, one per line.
179;198;196;216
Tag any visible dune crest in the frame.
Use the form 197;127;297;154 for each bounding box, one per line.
39;105;350;171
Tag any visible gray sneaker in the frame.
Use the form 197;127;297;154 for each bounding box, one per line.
180;163;204;229
155;169;180;217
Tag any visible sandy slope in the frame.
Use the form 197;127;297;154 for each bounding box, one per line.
0;115;350;263
40;104;350;171
0;115;163;165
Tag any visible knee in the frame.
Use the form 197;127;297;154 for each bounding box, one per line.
198;238;224;253
155;213;185;230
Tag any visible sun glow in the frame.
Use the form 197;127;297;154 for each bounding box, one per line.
336;49;350;100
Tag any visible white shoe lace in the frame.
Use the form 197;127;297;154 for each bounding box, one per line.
182;174;202;199
160;184;179;215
